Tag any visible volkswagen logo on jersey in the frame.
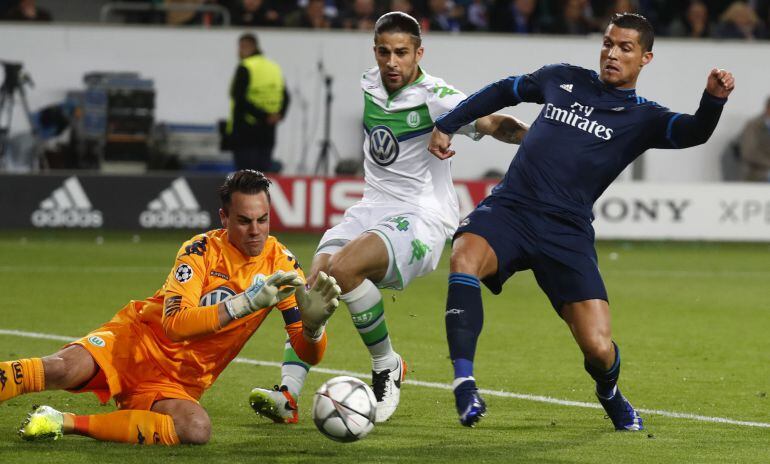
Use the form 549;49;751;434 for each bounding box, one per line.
369;125;399;166
199;286;237;306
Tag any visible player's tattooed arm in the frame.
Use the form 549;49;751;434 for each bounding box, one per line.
475;114;530;144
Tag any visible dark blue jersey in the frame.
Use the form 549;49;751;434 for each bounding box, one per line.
435;64;727;220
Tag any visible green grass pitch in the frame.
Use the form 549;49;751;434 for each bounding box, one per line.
0;230;768;463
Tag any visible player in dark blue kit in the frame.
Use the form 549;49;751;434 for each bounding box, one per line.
428;13;735;430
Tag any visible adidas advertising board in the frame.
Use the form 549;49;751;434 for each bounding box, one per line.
31;176;103;228
1;175;770;241
139;178;211;228
0;174;223;230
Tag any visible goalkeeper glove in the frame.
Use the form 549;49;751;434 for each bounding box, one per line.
225;270;303;320
297;271;341;339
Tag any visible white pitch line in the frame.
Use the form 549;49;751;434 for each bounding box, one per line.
2;328;769;429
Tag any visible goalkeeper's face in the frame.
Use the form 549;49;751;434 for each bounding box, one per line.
374;32;424;94
220;191;270;257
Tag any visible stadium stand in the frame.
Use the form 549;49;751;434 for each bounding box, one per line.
0;0;767;39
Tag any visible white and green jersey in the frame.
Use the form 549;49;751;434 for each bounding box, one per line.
361;66;475;235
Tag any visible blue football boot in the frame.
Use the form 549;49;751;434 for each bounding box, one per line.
454;378;487;427
597;387;644;431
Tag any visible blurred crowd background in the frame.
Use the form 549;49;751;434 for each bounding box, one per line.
2;0;769;40
1;0;769;182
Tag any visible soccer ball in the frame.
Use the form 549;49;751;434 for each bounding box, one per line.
312;376;377;443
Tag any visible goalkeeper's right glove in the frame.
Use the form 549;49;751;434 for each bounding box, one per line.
296;271;341;340
225;270;303;320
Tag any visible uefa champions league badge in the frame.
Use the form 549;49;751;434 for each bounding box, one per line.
87;336;106;348
175;263;194;283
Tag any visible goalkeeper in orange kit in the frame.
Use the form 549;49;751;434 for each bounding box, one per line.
0;170;341;445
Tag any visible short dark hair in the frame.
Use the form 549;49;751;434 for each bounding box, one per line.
374;12;422;47
238;32;261;54
609;12;655;52
218;170;271;212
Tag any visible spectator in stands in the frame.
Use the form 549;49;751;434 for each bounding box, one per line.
2;0;51;21
232;0;282;26
390;0;416;15
738;96;770;181
714;1;767;39
598;0;638;26
668;0;713;38
466;0;490;30
226;33;290;173
550;0;596;34
339;0;378;30
490;0;542;33
165;0;233;26
284;0;335;28
425;0;464;31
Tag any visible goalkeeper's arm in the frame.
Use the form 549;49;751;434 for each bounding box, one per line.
162;270;302;342
279;271;340;365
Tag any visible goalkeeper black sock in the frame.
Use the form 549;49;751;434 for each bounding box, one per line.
584;341;621;399
445;273;484;380
0;358;45;403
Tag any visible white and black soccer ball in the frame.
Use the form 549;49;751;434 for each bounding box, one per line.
312;376;377;443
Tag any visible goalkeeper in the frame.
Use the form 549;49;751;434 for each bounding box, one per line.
0;170;341;445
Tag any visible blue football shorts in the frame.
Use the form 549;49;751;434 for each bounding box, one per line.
454;195;608;312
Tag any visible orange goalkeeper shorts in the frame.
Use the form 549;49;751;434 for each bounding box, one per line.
66;304;198;411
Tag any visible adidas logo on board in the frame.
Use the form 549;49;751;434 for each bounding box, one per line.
31;176;103;227
139;177;210;228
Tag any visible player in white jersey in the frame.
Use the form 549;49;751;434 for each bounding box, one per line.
249;11;529;424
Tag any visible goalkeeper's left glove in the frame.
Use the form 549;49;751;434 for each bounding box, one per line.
296;271;341;340
225;270;303;320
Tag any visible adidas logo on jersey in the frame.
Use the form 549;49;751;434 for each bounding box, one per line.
559;83;573;93
31;176;103;227
139;177;211;228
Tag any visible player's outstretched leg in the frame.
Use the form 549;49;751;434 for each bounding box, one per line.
445;272;486;427
562;301;643;431
0;358;45;404
19;406;181;444
250;339;306;423
586;342;643;431
342;279;406;422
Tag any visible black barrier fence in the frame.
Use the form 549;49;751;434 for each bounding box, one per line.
0;174;225;229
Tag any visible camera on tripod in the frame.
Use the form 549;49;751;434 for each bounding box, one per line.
1;60;33;93
1;60;39;168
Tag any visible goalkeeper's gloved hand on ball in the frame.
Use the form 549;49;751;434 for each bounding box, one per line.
225;270;304;320
297;271;341;340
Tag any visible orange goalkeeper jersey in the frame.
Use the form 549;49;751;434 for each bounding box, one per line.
108;229;323;400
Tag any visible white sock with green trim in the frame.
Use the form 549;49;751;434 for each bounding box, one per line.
280;339;309;399
343;279;398;372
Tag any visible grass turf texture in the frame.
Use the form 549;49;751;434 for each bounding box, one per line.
0;230;768;463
